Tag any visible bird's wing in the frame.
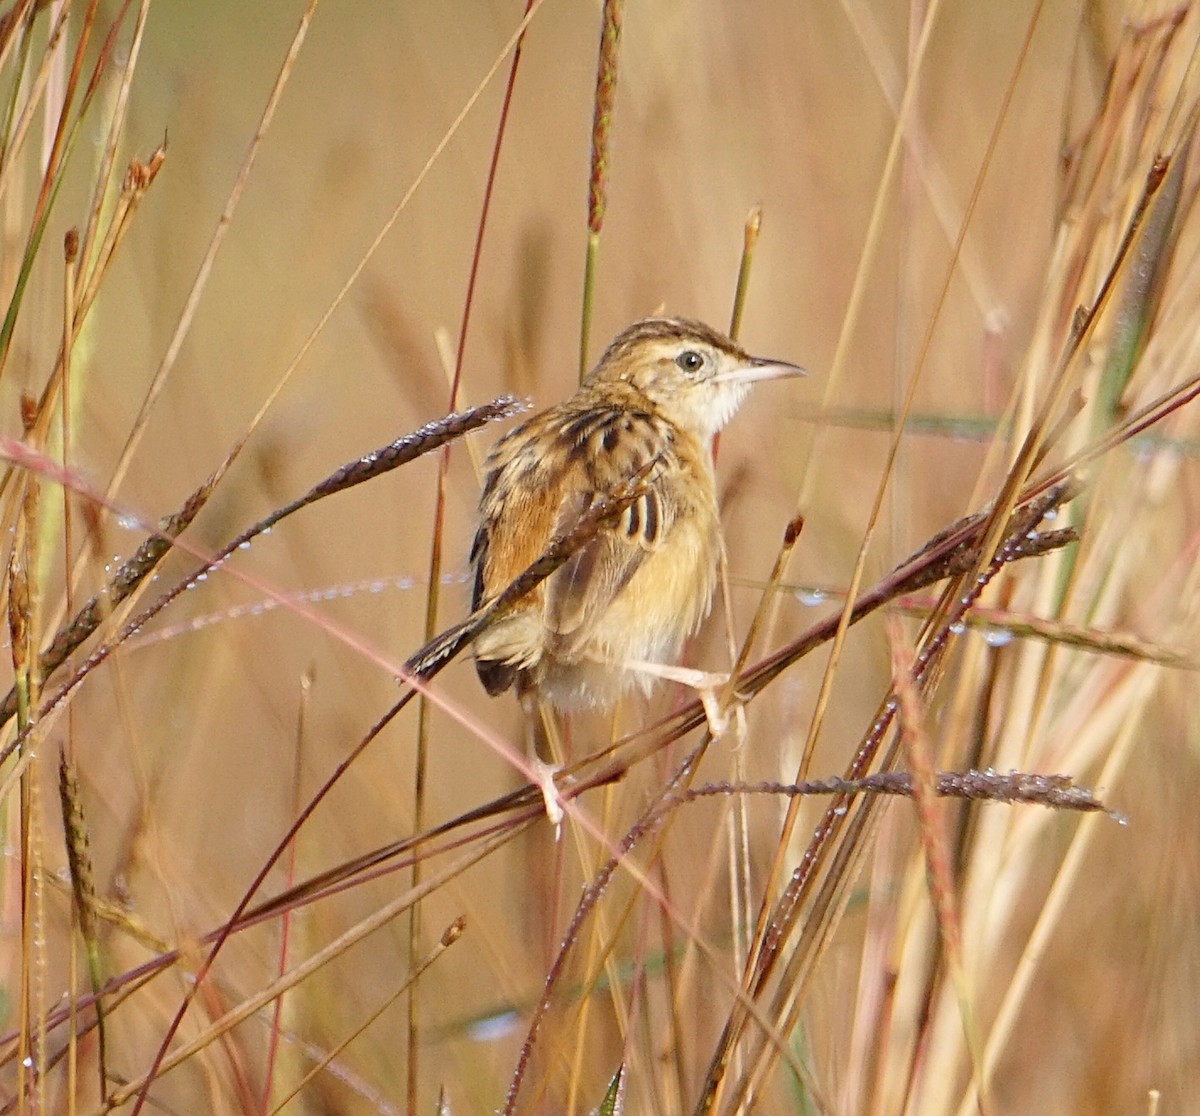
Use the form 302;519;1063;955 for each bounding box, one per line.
540;405;677;655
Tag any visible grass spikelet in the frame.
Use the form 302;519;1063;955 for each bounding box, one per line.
580;0;623;377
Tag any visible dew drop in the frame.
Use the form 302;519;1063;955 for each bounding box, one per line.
467;1009;520;1042
984;627;1014;648
117;513;140;531
949;621;966;635
796;588;828;607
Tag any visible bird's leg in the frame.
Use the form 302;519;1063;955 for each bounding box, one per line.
518;680;567;830
623;659;747;737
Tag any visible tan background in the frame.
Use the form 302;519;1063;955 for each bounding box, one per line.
4;2;1195;1113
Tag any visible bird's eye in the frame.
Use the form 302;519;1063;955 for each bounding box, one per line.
675;350;705;374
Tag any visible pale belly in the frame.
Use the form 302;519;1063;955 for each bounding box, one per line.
538;516;719;711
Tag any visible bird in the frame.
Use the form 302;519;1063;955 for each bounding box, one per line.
469;316;804;815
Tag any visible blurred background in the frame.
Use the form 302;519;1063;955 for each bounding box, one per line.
2;1;1197;1112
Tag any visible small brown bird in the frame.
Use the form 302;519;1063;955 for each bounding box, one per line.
470;317;804;749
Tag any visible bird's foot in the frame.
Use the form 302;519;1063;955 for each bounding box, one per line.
531;754;566;832
626;660;745;737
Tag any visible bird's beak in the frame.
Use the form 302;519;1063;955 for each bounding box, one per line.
713;357;807;385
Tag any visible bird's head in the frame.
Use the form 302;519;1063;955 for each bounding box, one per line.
588;317;804;439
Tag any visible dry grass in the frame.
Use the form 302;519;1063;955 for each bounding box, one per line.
0;1;1197;1113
